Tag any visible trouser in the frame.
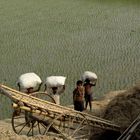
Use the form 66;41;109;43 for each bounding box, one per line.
74;101;84;112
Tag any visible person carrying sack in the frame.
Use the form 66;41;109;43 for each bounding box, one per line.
84;79;96;111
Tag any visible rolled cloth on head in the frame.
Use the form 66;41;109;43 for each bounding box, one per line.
45;76;66;88
17;72;42;89
82;71;97;83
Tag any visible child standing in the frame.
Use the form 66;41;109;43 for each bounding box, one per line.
73;80;84;112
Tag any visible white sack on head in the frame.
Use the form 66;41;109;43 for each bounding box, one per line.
17;72;42;89
82;71;97;83
46;76;66;88
46;76;66;95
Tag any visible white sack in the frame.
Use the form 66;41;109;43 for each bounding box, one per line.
17;72;42;89
45;76;66;88
82;71;97;82
45;76;66;95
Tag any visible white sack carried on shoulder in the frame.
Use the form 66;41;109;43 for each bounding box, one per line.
18;72;42;89
82;71;97;82
46;76;66;88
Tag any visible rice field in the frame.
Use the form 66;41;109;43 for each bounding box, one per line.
0;0;140;119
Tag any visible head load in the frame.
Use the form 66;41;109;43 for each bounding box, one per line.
45;76;66;105
45;76;66;94
17;72;42;93
82;71;97;85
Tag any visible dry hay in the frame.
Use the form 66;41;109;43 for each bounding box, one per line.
89;84;140;140
103;84;140;131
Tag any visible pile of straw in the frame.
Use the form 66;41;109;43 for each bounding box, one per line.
103;84;140;130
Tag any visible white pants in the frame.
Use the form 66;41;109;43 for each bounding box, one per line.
53;94;60;105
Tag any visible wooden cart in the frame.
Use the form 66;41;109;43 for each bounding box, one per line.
0;84;120;139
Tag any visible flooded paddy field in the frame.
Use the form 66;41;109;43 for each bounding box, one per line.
0;0;140;119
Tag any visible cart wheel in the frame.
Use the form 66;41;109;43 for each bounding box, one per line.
29;92;56;104
12;109;56;136
43;112;92;139
11;92;56;136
